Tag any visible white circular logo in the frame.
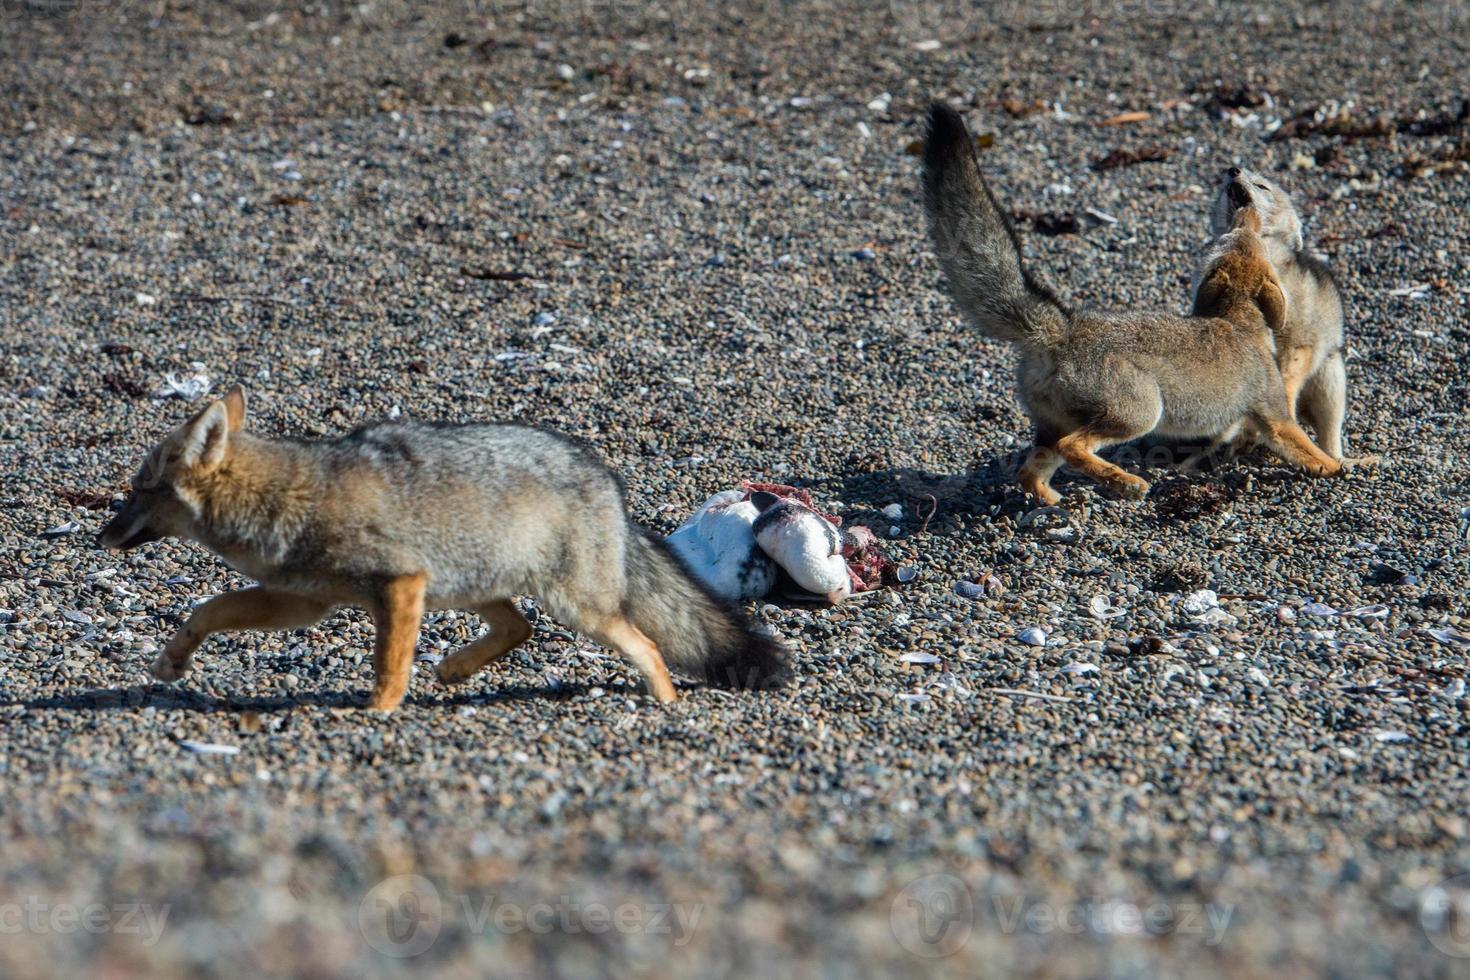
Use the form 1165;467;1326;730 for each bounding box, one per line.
358;874;443;958
890;872;974;958
1421;873;1470;958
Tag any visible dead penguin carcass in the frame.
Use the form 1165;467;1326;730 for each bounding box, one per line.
666;490;778;600
750;491;853;604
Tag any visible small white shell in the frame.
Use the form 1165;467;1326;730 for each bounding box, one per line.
1179;590;1220;616
1017;627;1046;647
178;740;240;756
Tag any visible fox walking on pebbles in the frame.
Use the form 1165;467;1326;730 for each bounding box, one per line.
920;102;1361;504
98;388;789;711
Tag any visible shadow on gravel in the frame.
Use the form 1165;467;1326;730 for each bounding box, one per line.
822;443;1281;534
5;681;591;714
816;454;1043;536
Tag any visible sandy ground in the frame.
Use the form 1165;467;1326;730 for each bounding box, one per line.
1;1;1468;976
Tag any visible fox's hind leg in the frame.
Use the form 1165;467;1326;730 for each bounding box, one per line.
367;573;427;712
587;615;678;704
1056;425;1152;500
155;588;331;682
436;600;533;686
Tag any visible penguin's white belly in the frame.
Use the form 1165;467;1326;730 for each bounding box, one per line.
667;500;776;601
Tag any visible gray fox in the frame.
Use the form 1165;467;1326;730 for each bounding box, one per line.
1204;167;1350;459
920;102;1346;503
98;388;789;711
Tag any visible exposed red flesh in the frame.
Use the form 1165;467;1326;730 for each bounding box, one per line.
738;481;896;592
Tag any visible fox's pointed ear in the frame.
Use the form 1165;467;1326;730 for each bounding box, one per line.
178;400;232;471
1256;278;1288;333
221;385;247;432
1193;271;1226;317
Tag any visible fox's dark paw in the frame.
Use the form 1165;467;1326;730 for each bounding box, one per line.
1020;481;1062;506
1118;477;1150;500
365;696;404;713
435;658;476;686
151;651;189;682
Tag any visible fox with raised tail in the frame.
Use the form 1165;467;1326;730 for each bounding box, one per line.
920;102;1354;503
98;388;789;711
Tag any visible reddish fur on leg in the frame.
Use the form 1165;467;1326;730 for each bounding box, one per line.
369;573;427;712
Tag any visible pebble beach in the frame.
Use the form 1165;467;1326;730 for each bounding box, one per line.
1;1;1468;975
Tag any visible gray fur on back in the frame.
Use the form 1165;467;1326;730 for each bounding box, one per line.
276;423;626;613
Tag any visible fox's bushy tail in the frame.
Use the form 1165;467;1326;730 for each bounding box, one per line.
922;102;1069;347
623;526;791;691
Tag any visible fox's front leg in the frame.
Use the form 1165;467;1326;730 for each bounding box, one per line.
366;573;427;712
1256;418;1342;477
1278;346;1316;420
155;588;330;682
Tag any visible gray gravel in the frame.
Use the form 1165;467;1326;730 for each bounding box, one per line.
2;1;1469;976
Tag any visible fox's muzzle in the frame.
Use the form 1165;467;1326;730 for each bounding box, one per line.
97;501;162;551
1227;178;1251;210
